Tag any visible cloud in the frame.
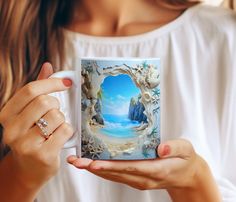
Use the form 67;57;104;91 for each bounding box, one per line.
116;94;126;100
102;99;130;115
115;101;130;115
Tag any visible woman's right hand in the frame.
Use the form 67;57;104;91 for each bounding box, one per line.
0;63;74;190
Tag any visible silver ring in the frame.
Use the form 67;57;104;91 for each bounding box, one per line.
36;118;50;140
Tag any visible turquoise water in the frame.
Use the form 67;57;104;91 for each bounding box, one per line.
100;114;140;138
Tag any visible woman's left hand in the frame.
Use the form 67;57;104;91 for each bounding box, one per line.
67;139;202;190
67;139;221;202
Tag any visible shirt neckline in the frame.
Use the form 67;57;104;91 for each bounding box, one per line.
64;4;202;44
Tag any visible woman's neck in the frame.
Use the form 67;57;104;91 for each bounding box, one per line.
66;0;192;36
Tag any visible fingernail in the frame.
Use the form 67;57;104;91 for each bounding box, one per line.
74;161;83;168
163;145;171;156
67;156;77;163
62;78;72;87
91;165;101;170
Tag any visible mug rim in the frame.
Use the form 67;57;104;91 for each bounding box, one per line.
77;57;160;61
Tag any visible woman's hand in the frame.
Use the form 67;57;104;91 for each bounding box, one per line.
0;63;74;190
67;139;221;202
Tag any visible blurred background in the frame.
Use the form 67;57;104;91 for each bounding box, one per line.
205;0;235;9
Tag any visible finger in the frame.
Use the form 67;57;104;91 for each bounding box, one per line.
25;109;66;144
16;95;60;133
87;170;163;190
37;62;54;80
0;77;72;121
67;157;93;168
0;62;53;125
44;122;74;151
67;155;78;163
157;139;194;159
69;158;163;179
89;159;160;172
67;157;160;189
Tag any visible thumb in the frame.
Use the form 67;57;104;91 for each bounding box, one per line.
157;139;194;159
37;62;54;80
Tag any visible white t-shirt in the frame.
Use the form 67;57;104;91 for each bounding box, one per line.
204;0;224;6
37;5;236;202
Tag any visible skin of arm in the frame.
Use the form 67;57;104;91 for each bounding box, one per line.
0;153;39;202
167;155;222;202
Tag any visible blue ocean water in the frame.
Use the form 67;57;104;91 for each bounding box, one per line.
100;114;140;138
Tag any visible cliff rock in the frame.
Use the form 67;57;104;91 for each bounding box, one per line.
128;95;147;123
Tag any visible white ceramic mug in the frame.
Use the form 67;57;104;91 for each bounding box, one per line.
50;57;161;160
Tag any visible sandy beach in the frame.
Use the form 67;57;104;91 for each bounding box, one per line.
90;124;140;156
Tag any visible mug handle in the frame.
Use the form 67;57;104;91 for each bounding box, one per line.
49;71;81;156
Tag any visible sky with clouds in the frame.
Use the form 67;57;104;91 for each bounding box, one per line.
101;74;140;115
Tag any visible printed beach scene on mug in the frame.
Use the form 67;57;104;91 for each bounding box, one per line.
81;58;160;160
